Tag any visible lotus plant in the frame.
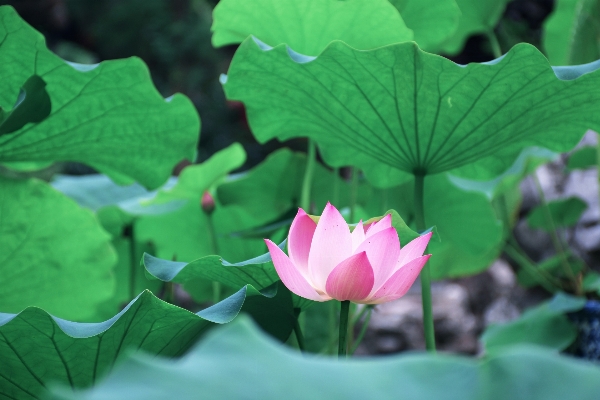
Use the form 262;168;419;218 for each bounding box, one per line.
265;202;432;355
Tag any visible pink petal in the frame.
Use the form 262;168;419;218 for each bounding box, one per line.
353;227;400;293
366;255;431;304
397;232;433;266
365;214;392;238
287;208;317;276
265;239;328;302
325;252;374;302
351;220;366;252
308;202;352;290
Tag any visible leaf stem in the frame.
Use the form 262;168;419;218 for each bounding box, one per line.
414;173;436;352
301;139;317;212
293;312;305;352
328;299;337;354
351;305;374;354
486;30;503;59
206;212;222;303
350;168;359;223
332;167;340;206
338;300;351;357
504;238;562;293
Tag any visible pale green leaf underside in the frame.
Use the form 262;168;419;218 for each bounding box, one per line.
543;0;600;65
0;177;116;320
211;0;412;56
225;38;600;182
0;6;199;189
51;316;600;400
390;0;461;52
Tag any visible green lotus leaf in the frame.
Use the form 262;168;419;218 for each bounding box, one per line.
225;39;600;186
543;0;600;65
440;0;511;55
567;145;597;171
526;197;587;231
0;283;296;399
49;316;600;400
481;293;584;353
0;74;51;135
389;0;461;52
211;0;412;56
0;176;116;321
0;6;199;189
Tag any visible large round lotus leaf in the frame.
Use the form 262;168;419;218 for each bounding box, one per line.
0;176;116;320
211;0;412;56
0;6;199;189
224;39;600;186
389;0;460;52
543;0;600;65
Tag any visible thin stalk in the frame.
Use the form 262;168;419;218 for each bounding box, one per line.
414;173;436;352
351;306;374;355
531;173;580;295
486;30;502;59
301;139;317;212
127;225;137;301
206;213;222;303
293;315;305;352
505;239;562;293
328;299;337;354
381;188;389;213
350;168;359;223
338;300;351;357
332;167;340;206
163;282;175;304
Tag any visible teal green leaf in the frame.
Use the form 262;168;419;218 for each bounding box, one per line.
389;0;460;52
440;0;511;55
0;291;212;399
543;0;600;65
50;316;600;400
583;272;600;295
224;39;600;185
0;6;199;189
481;294;581;353
211;0;413;56
0;176;116;321
0;74;51;135
526;197;587;231
567;146;597;171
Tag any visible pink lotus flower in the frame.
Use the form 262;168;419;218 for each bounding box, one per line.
264;203;432;304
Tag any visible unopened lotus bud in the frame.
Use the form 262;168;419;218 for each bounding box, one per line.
201;191;215;214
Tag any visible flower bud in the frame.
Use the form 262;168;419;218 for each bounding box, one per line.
201;191;215;214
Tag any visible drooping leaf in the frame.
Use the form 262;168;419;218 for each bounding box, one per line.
440;0;511;55
211;0;413;56
0;176;116;321
567;145;597;171
481;293;584;353
526;197;587;231
543;0;600;65
224;39;600;186
0;74;51;135
389;0;461;52
50;316;600;400
0;6;199;189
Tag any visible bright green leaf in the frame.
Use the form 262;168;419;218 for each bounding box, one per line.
224;39;600;186
211;0;412;56
389;0;461;52
567;146;597;171
0;176;116;320
50;316;600;400
0;6;199;189
543;0;600;65
527;197;587;231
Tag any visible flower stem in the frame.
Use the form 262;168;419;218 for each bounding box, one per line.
351;305;374;354
338;300;351;357
293;310;305;352
301;139;317;212
328;299;337;354
414;173;436;352
486;30;502;59
206;213;221;303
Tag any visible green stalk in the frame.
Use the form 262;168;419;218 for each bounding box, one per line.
206;213;221;303
531;173;580;295
328;300;337;354
301;139;317;212
338;300;351;357
486;31;502;59
293;313;305;352
332;167;340;206
505;239;562;293
351;305;374;354
414;173;436;352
